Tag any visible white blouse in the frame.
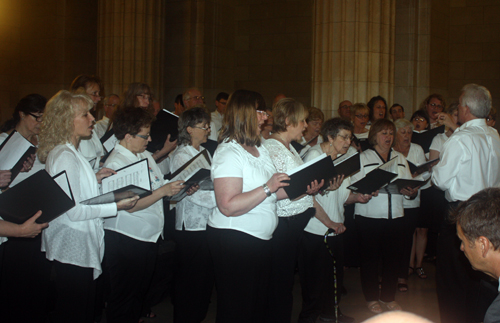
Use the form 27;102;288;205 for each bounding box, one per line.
303;145;351;236
103;143;166;242
170;144;216;231
94;116;110;139
402;143;427;208
42;143;117;279
263;139;313;217
208;140;278;240
429;132;449;155
79;131;105;171
352;148;412;220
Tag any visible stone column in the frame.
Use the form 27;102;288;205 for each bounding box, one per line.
98;0;165;100
311;0;396;118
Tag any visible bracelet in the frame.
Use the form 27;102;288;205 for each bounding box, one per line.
262;183;272;197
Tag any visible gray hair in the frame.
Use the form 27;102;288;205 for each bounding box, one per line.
461;84;492;118
182;87;201;103
394;118;414;131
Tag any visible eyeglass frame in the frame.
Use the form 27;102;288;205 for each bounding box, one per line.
135;133;151;140
27;112;43;122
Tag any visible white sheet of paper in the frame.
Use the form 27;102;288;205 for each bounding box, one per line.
103;134;119;153
101;159;150;194
0;132;34;170
170;153;211;182
52;171;73;201
286;153;327;176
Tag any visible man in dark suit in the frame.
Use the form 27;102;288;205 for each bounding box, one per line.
453;188;500;323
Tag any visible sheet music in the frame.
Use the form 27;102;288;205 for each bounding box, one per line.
0;131;34;170
333;151;358;166
286;153;327;176
170;154;211;182
102;159;150;194
103;134;118;153
52;171;73;201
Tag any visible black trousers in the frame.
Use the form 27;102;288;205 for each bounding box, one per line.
356;215;405;302
104;230;158;323
207;226;271;323
266;208;315;323
298;231;344;322
173;229;214;323
51;261;96;323
0;235;52;322
398;208;419;279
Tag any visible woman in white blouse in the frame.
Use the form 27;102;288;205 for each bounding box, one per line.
207;90;290;323
169;107;217;322
300;118;372;323
351;119;417;314
393;119;427;290
263;98;339;323
37;90;139;323
102;107;184;323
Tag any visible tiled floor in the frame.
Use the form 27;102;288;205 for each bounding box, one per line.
142;262;440;323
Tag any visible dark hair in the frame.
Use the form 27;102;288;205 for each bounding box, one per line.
70;75;102;92
368;119;396;146
306;107;324;123
175;94;184;107
216;92;229;102
410;110;430;130
1;94;47;132
219;89;262;146
178;107;211;146
367;96;388;121
321;118;353;141
113;107;155;140
390;103;404;114
451;188;500;250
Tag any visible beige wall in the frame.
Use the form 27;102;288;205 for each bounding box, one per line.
448;0;500;109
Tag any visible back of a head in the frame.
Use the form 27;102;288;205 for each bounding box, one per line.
461;83;492;118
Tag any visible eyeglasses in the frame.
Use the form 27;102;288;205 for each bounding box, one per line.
487;116;495;122
189;96;205;101
28;112;43;122
137;94;152;101
105;103;117;108
194;126;211;131
135;133;150;140
90;92;103;100
429;103;443;109
337;134;353;141
355;114;369;119
257;110;270;117
413;117;426;122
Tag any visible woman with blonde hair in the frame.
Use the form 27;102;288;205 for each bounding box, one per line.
208;89;290;323
38;90;139;323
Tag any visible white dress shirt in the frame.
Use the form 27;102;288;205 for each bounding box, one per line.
208;140;278;240
103;143;166;242
170;144;216;231
352;148;413;219
303;145;351;236
263;139;313;217
94;116;110;139
432;118;500;202
209;111;223;141
42;143;118;279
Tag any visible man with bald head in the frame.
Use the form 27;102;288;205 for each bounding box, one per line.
338;100;352;120
183;88;205;110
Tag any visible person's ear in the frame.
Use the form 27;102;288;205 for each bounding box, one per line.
478;236;490;257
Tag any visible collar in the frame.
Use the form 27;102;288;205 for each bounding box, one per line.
115;142;142;161
455;118;487;133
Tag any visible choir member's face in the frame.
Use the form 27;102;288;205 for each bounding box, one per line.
331;129;352;155
372;100;386;121
426;98;444;123
86;83;101;105
396;126;412;147
256;110;268;135
189;122;210;146
287;118;307;141
20;111;43;135
375;128;394;151
390;106;404;121
338;101;352;119
412;116;428;131
305;118;322;138
352;109;369;130
129;126;151;154
136;93;151;109
73;105;95;138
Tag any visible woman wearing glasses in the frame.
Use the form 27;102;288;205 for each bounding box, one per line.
169;107;217;322
351;103;370;139
102;107;185;323
420;93;446;129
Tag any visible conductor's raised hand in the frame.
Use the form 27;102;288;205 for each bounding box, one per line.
267;173;290;193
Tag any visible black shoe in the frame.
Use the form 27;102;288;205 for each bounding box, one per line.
319;312;355;323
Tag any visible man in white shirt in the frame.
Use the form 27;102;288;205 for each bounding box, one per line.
432;83;500;323
452;188;500;323
209;92;228;141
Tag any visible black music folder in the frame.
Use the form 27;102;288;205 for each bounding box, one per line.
348;157;399;195
82;159;152;205
332;152;361;178
283;154;335;200
168;168;212;202
411;126;445;153
382;178;426;195
147;109;179;153
408;158;439;175
0;170;75;224
352;136;371;152
0;130;37;186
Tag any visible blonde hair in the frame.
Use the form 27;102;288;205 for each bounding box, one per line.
218;90;262;147
272;98;308;133
38;90;93;163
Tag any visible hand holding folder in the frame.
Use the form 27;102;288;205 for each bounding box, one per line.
0;131;37;187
